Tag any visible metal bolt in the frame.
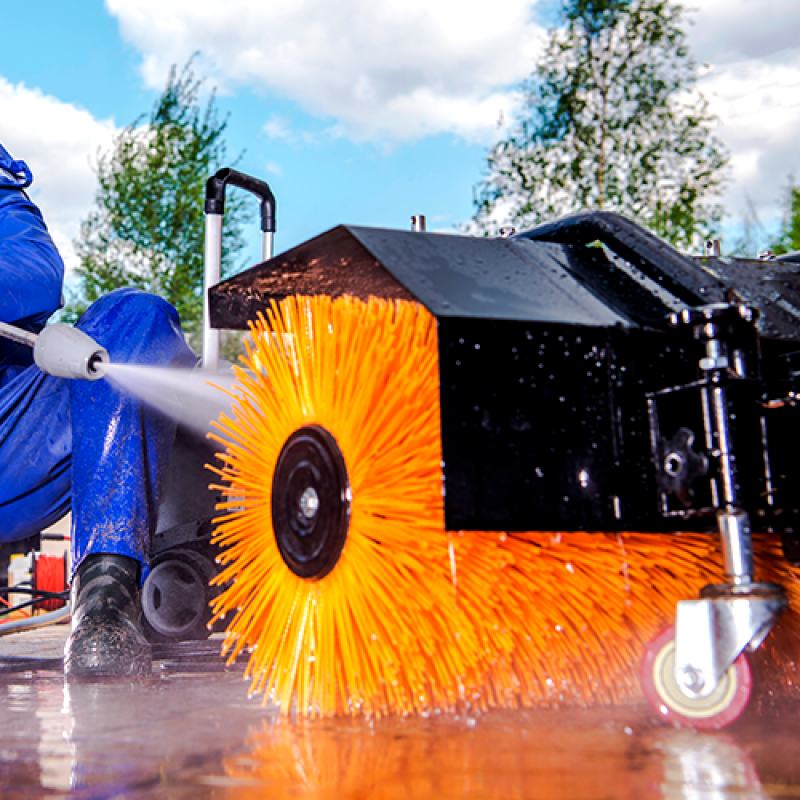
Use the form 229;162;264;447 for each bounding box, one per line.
678;666;705;693
664;452;684;477
299;487;320;519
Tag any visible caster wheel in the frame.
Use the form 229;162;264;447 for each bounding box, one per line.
640;626;752;730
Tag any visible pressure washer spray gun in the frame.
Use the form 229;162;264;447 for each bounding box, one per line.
0;320;109;381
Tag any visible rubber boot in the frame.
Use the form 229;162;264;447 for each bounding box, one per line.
64;554;152;678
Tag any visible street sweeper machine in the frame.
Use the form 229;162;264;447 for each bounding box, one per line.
5;168;800;730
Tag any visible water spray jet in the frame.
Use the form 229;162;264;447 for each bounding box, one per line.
0;320;238;436
102;361;238;437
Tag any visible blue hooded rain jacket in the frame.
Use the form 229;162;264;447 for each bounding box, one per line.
0;143;196;573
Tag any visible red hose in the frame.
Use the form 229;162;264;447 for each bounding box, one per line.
33;554;67;612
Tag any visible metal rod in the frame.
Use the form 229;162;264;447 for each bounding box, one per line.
202;213;223;371
262;231;274;263
712;385;736;505
0;320;37;348
718;509;754;584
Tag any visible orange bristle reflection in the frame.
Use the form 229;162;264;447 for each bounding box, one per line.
209;295;800;717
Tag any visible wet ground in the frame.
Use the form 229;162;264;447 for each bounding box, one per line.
1;626;799;799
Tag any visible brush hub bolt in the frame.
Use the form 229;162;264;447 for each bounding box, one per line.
299;487;320;520
272;425;350;580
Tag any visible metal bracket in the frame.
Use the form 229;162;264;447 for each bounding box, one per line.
657;426;708;506
674;581;786;699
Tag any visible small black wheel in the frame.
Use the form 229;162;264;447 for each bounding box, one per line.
640;626;752;730
142;549;215;642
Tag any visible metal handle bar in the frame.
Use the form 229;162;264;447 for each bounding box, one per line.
202;168;277;370
515;211;725;308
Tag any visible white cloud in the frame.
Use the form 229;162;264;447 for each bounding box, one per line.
688;1;800;233
0;78;116;271
262;114;327;146
107;0;800;237
107;0;544;143
689;0;800;65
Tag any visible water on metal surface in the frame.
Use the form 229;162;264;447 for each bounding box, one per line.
0;626;799;799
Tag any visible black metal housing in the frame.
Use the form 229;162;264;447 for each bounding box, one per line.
208;212;800;557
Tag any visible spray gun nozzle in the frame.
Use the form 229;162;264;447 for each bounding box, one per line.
33;324;110;381
0;320;108;381
87;351;109;379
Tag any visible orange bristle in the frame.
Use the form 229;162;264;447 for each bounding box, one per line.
209;295;800;717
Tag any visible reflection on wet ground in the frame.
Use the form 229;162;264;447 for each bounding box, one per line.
0;627;799;799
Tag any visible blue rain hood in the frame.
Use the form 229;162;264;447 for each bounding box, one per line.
0;143;64;371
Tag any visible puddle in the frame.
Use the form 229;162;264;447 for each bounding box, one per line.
0;663;798;799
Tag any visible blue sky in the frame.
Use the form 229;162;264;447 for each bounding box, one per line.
2;0;799;275
0;0;541;272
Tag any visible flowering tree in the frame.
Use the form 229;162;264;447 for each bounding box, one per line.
471;0;729;250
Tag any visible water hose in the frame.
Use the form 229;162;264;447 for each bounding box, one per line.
0;604;71;636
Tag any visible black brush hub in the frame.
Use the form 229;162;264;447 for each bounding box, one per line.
272;425;350;580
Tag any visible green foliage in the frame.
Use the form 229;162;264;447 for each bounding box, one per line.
66;61;248;346
471;0;729;250
772;180;800;256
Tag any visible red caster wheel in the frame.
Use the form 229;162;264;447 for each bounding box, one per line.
640;626;752;730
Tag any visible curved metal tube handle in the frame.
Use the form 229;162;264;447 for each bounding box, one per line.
202;168;277;370
205;168;276;236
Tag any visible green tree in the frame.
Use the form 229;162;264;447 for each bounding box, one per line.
471;0;729;250
67;61;248;346
772;179;800;256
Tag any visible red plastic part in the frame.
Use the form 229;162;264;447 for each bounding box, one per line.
640;625;752;730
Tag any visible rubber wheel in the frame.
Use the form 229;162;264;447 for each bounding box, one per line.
640;625;752;730
142;550;215;643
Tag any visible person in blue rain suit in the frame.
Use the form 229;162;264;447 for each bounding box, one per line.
0;143;197;676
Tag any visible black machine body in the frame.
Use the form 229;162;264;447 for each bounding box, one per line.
209;210;800;562
196;173;800;723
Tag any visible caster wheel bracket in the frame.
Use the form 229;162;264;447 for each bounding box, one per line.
674;582;787;699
